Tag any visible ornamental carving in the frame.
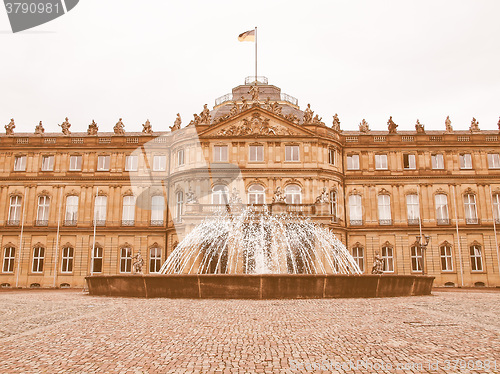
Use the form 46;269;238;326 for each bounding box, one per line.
381;241;393;248
469;117;480;132
5;118;15;135
415;119;425;133
439;240;452;247
378;188;391;196
34;121;45;135
352;242;364;249
463;187;476;195
87;120;98;135
216;113;294;137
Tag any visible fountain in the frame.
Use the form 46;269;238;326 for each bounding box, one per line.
86;207;434;298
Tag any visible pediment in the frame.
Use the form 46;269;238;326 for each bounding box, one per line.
199;108;316;138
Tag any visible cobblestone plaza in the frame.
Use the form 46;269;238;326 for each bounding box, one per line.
0;289;498;373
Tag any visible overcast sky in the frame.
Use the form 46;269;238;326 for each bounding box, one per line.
1;0;499;134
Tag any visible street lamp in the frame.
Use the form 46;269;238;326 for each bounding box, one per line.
416;235;431;275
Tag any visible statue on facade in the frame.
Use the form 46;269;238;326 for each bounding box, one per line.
445;116;453;132
132;251;144;274
270;102;282;115
229;187;242;204
332;113;341;132
415;119;425;133
34;121;45;135
371;251;384;274
241;97;249;112
264;97;271;110
303;104;314;124
230;103;239;116
58;117;71;135
387;116;398;134
200;104;211;124
498;117;500;132
186;187;198;204
189;113;201;126
469;117;480;132
313;114;325;126
142;119;153;134
5;118;15;135
315;187;330;204
170;113;181;131
113;118;125;135
248;84;259;101
359;119;370;133
272;186;286;203
87;120;98;135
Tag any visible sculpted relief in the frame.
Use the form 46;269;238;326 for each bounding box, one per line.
216;112;295;137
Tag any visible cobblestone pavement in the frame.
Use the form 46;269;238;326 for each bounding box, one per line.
0;290;498;373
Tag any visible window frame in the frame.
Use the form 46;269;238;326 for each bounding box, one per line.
351;246;364;273
431;154;444;170
349;194;363;224
14;155;27;171
212;185;229;205
346;154;360;170
284;184;302;204
125;155;138;171
213;145;228;163
32;246;45;273
248;184;265;205
151;195;165;225
94;195;107;224
91;246;103;273
177;149;185;166
152;155;167;171
61;246;74;273
69;155;82;171
41;155;55;171
459;153;472;170
36;196;50;225
440;244;453;272
175;191;183;222
375;154;388;170
403;153;416;170
97;155;110;171
435;194;449;224
285;145;300;162
381;246;394;272
410;245;423;272
378;194;391;224
64;195;79;224
122;195;136;225
249;145;264;162
487;153;500;169
470;244;483;272
8;196;22;224
328;149;335;166
406;194;420;223
149;247;162;273
120;247;132;273
463;193;478;224
3;246;15;273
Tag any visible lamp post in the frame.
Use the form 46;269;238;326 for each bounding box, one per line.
416;235;430;275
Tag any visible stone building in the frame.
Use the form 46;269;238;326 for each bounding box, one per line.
1;77;499;288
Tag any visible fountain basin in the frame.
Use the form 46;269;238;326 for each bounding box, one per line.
85;274;434;299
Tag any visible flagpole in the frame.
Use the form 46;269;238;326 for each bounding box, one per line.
255;26;257;84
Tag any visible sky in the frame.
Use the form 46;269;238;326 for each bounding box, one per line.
1;0;499;134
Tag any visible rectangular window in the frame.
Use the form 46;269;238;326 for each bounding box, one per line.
378;195;391;225
97;155;110;171
285;145;300;162
352;247;364;273
153;155;167;171
65;196;79;225
14;156;27;171
431;154;444;169
375;154;388;170
403;154;416;169
125;155;138;171
464;194;478;224
406;194;420;224
149;247;162;273
69;155;82;171
94;196;107;225
151;195;165;225
92;246;103;273
120;247;132;273
440;245;453;271
488;153;500;169
381;246;394;272
3;247;15;273
435;194;449;224
122;196;136;225
410;246;423;272
177;149;185;166
328;149;335;165
470;245;483;271
8;196;22;225
214;146;228;162
349;195;362;225
330;191;337;218
176;191;183;222
493;193;500;223
346;155;359;170
61;247;74;273
41;156;54;171
36;196;50;226
32;247;44;273
459;154;472;169
249;145;264;162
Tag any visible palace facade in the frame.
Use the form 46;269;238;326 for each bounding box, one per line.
1;77;500;288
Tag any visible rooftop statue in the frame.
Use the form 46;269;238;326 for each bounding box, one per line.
189;113;201;126
58;117;71;135
303;103;314;124
445;116;453;132
415;119;425;133
469;117;480;132
113;118;125;135
5;118;15;135
170;113;182;131
142;119;153;134
229;103;239;116
240;97;249;112
387;116;398;134
315;187;330;204
200;104;211;124
332;113;341;131
87;120;98;135
498;117;500;132
313;114;325;126
248;84;259;101
34;121;45;135
359;119;370;133
270;101;282;115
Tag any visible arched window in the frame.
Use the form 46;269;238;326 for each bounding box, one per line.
212;185;229;205
94;196;107;226
435;194;449;225
285;184;301;204
36;196;50;226
464;193;478;224
149;247;162;273
248;184;265;205
8;196;22;225
378;194;391;225
175;191;183;222
120;247;132;273
470;244;483;271
151;195;165;225
122;195;136;226
64;195;79;226
406;194;420;225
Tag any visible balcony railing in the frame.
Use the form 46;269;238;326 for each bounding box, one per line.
407;218;420;226
121;220;135;226
245;76;268;85
93;220;106;226
437;218;450;225
286;204;314;215
350;220;363;226
35;220;48;226
63;220;77;226
379;219;392;226
150;220;164;226
465;218;479;225
6;220;20;226
214;93;233;106
280;93;298;106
